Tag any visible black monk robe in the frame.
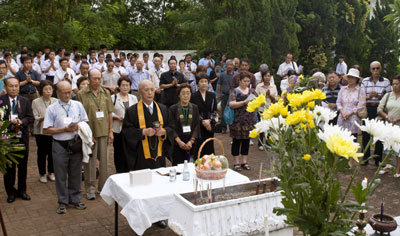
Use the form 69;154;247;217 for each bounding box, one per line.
121;101;173;171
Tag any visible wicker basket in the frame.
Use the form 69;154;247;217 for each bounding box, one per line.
195;138;228;180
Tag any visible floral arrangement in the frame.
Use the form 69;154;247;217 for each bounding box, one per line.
0;101;26;174
247;77;399;235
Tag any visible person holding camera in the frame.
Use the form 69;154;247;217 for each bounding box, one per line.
43;80;89;214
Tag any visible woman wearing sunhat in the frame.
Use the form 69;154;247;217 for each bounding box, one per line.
336;68;366;136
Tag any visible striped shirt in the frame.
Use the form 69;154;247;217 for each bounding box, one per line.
322;84;341;104
361;76;392;105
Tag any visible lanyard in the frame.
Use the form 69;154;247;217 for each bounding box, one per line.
90;91;102;111
42;97;51;108
59;100;71;117
182;107;189;125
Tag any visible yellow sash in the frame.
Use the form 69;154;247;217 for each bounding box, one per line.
138;100;164;161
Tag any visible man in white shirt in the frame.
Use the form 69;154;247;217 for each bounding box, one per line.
33;50;42;66
277;53;302;77
4;52;19;77
335;55;347;77
254;64;275;85
160;54;169;71
16;46;28;68
102;60;120;93
184;54;197;83
88;51;98;68
54;58;76;84
93;53;107;72
148;56;166;102
113;58;128;78
54;47;65;63
111;48;119;61
40;46;50;65
41;51;60;82
126;56;137;73
72;61;89;94
143;52;154;71
17;50;28;69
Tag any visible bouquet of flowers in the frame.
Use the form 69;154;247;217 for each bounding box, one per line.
0;101;26;174
247;75;399;235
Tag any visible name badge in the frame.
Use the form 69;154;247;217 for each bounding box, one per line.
183;125;191;133
10;114;18;121
64;117;72;125
96;111;104;119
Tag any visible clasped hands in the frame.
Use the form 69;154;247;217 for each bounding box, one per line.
142;127;165;137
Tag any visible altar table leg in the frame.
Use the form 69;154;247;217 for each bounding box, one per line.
115;202;118;236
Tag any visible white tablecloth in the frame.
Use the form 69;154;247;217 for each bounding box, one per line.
100;163;250;235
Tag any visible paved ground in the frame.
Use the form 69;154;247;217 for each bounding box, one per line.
0;133;399;236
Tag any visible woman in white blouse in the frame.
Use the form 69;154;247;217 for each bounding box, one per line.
32;80;58;183
111;77;138;173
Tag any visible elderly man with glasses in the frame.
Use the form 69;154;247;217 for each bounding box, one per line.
361;61;392;166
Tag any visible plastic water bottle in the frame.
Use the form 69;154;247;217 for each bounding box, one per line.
182;160;190;181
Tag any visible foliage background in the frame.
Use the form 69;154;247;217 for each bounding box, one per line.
0;0;399;77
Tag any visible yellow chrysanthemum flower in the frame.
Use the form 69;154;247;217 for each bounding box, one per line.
249;128;261;138
287;93;304;109
325;133;363;162
285;109;307;126
246;94;266;112
307;101;315;109
312;89;326;100
262;102;287;120
302;154;311;161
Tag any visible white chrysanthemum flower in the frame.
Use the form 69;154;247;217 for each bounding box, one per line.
355;118;400;153
313;105;337;125
318;124;363;162
0;109;4;120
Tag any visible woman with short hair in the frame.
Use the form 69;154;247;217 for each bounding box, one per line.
32;80;57;183
111;77;138;173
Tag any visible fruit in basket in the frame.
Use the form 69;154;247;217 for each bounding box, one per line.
196;154;228;171
212;160;222;169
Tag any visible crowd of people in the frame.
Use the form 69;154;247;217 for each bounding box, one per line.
0;45;399;222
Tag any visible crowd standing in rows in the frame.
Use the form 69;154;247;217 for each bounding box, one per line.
0;45;399;221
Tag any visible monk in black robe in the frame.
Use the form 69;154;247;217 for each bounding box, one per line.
121;80;173;171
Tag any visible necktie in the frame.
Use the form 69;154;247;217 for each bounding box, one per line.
11;99;16;113
148;105;153;115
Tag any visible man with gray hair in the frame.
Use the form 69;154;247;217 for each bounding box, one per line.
76;69;114;200
254;64;275;85
129;59;150;99
43;80;89;214
217;59;237;133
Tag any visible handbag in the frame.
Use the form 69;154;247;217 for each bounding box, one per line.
67;136;83;154
223;89;238;125
377;92;391;121
357;87;368;118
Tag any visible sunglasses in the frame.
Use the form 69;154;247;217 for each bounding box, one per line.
372;67;380;70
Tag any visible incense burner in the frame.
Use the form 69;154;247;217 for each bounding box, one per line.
168;178;293;236
368;214;397;235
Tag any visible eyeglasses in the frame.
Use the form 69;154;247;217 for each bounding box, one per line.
372;67;380;71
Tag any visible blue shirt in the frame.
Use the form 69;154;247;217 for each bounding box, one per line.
198;58;215;76
129;69;149;91
15;69;41;94
43;99;88;141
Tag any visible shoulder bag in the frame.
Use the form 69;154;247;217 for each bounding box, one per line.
377;92;391;121
223;89;238;125
357;87;368;119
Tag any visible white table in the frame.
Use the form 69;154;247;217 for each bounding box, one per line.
100;163;250;235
